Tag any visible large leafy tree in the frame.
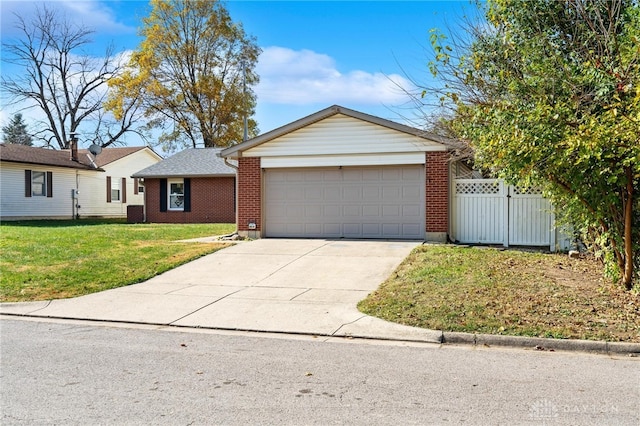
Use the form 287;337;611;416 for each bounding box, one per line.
106;0;260;150
1;5;146;149
425;0;639;289
2;113;33;146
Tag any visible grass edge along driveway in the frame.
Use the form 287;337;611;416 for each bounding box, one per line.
358;244;639;343
1;220;235;302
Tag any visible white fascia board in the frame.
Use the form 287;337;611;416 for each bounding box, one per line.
260;153;427;168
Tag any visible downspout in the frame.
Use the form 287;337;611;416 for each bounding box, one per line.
224;157;239;234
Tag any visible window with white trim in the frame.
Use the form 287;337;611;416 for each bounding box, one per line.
31;171;46;196
168;179;184;210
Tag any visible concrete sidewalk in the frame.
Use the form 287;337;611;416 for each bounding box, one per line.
0;239;443;342
3;238;639;355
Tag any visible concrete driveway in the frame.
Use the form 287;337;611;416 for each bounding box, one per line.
1;239;442;342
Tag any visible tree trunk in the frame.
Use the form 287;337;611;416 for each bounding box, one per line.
621;166;634;290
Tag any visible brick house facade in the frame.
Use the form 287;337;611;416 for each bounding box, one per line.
132;148;236;224
222;105;452;241
144;177;235;223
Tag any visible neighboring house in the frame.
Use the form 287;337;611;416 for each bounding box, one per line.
132;148;236;223
1;143;100;220
0;143;161;220
220;105;452;241
76;146;162;218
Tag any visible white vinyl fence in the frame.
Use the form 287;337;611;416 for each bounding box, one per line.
451;179;570;251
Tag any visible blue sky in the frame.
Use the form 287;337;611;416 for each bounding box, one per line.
0;1;475;147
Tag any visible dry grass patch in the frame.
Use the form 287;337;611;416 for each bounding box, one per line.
358;245;639;342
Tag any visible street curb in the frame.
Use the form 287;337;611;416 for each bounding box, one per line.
441;331;640;355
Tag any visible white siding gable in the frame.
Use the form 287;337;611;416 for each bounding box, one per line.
78;149;160;217
245;114;446;168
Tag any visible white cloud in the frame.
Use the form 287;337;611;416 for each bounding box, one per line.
60;0;134;34
1;1;134;40
256;46;414;105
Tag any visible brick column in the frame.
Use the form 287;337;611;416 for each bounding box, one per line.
237;157;261;237
425;152;449;242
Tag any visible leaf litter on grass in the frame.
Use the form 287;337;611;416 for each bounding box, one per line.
358;245;640;342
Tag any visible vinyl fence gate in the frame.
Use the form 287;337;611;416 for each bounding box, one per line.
452;179;558;250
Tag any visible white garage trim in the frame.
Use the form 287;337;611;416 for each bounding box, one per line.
261;152;426;168
264;165;425;240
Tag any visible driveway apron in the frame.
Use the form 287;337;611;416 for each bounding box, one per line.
1;239;443;341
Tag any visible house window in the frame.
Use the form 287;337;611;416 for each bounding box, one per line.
138;182;144;193
169;179;184;210
31;171;46;196
111;179;121;202
25;170;52;198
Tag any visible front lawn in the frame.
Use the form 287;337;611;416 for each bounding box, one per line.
358;245;640;342
0;220;235;302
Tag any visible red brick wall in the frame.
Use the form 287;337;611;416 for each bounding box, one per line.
144;177;235;223
425;152;449;233
237;157;261;232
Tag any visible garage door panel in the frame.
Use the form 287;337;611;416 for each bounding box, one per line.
265;166;425;239
343;223;363;237
343;169;363;181
305;187;323;199
383;168;401;180
323;223;341;235
343;186;362;200
362;205;380;216
325;187;341;200
402;224;422;236
343;205;360;216
403;185;421;198
382;205;400;217
403;205;421;217
323;205;341;216
362;186;380;199
382;223;401;236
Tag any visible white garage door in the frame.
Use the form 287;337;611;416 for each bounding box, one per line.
264;165;425;239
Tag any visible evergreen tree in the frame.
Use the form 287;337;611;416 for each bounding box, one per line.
2;113;33;146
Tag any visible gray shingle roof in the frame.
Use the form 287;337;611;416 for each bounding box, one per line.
132;148;236;178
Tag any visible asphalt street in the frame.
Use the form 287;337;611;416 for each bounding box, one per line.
2;318;639;425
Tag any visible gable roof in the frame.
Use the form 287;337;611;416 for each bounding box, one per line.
132;148;236;178
78;146;161;168
220;105;455;158
0;143;98;171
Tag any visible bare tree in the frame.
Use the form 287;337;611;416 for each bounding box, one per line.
1;5;146;149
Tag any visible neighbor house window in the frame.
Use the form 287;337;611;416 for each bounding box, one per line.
111;179;121;202
31;171;46;196
25;170;53;198
169;179;184;210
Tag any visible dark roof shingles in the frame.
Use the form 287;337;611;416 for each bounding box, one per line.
0;143;96;170
132;148;236;178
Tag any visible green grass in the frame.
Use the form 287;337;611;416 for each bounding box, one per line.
358;245;640;342
0;219;235;301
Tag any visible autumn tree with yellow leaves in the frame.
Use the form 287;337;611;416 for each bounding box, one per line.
107;0;261;150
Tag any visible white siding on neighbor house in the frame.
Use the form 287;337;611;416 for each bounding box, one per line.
0;162;79;219
77;149;159;217
244;115;446;165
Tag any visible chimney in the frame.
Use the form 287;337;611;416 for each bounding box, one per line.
70;133;78;162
